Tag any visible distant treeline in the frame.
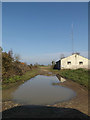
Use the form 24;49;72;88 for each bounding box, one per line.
1;48;38;84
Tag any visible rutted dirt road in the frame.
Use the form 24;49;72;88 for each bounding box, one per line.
40;67;88;115
2;66;89;119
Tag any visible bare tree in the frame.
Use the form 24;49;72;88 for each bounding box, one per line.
60;54;65;59
14;54;20;62
52;60;55;66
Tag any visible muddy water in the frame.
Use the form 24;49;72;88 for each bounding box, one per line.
3;75;75;105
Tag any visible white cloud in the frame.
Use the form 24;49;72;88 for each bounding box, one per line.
21;51;88;65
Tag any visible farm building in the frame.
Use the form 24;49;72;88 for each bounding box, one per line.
55;53;89;70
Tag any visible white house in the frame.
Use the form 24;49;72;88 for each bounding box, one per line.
55;53;89;69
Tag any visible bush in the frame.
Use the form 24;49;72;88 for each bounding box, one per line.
2;50;31;84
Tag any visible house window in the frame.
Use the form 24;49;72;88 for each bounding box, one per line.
79;62;83;65
67;61;71;64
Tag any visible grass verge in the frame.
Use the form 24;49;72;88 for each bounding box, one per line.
2;68;38;89
50;68;89;89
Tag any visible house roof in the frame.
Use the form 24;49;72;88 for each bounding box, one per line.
61;53;88;60
55;53;89;63
56;60;60;63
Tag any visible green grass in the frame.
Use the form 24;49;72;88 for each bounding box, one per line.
50;68;89;89
60;69;89;88
3;76;22;84
2;68;38;89
2;67;90;89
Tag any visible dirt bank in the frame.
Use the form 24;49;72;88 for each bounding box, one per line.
48;76;88;115
40;67;88;115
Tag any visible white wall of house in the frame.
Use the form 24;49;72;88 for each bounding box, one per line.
61;54;88;69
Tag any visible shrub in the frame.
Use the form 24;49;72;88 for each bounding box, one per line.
2;49;31;84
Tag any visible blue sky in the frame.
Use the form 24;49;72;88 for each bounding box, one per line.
2;2;88;65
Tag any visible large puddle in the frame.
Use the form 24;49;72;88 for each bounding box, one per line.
6;75;76;105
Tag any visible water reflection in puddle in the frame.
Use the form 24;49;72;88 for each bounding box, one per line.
59;77;66;83
11;75;76;105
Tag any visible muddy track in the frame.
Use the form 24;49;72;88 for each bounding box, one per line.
39;67;88;115
2;67;89;118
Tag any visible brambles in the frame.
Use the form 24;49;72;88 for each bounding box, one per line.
2;49;31;84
